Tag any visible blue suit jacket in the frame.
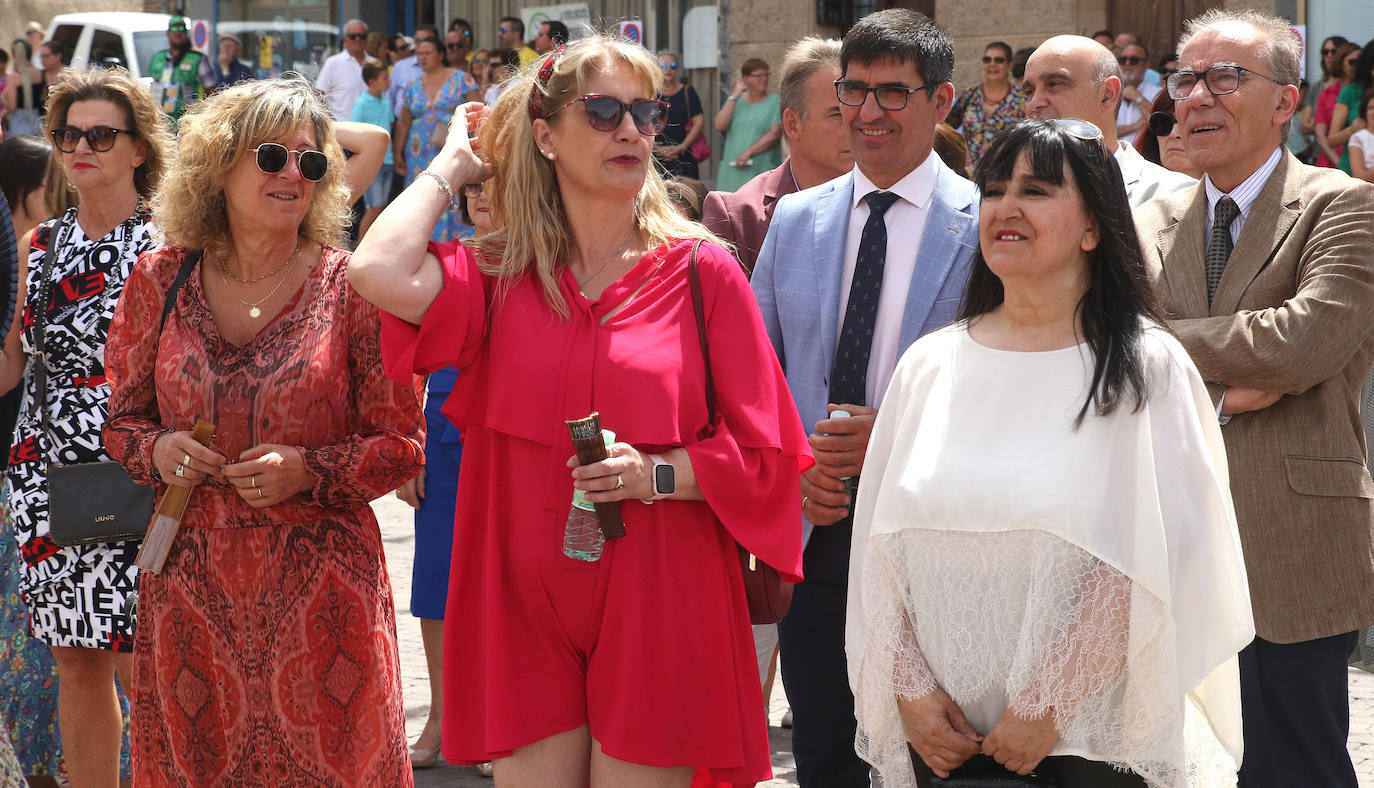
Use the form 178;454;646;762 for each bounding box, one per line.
752;157;979;546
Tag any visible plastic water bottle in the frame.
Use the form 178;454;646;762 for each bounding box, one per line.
829;410;858;511
564;429;615;561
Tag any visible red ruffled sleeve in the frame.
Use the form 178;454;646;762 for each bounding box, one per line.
379;239;489;382
681;242;812;581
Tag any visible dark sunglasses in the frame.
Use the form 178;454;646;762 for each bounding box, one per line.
447;42;466;49
1148;111;1177;137
51;125;136;153
982;55;1007;64
462;183;484;196
1322;47;1338;55
548;95;669;135
1117;55;1145;66
253;143;328;181
499;26;512;34
345;32;367;40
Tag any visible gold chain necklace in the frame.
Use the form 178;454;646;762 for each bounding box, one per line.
218;241;302;284
216;245;305;319
574;229;637;298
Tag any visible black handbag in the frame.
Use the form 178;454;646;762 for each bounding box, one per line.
35;212;199;546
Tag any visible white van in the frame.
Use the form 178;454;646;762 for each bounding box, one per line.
45;12;194;79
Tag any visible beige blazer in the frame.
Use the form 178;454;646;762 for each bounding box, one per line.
1136;151;1374;643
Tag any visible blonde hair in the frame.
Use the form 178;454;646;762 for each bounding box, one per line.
153;77;351;258
473;34;723;318
43;66;173;214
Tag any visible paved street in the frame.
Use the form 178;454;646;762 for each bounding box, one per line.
375;494;1374;787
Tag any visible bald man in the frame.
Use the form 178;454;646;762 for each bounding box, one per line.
1023;35;1194;207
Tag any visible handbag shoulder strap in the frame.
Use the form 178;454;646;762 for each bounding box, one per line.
685;239;716;427
31;210;75;454
161;250;202;332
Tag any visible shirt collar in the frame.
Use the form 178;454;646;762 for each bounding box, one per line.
850;152;938;213
1204;146;1282;219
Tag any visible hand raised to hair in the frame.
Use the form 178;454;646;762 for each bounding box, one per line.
431;101;494;190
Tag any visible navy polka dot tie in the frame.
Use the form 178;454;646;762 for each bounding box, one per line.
830;190;900;406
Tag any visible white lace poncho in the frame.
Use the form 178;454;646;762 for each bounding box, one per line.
845;323;1254;788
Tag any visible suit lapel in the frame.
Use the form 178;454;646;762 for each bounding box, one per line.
815;174;854;359
899;163;974;349
1211;154;1302;315
1154;187;1210;319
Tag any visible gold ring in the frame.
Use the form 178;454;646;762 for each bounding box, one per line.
175;463;186;478
258;487;264;499
615;475;624;489
802;496;809;508
251;476;258;488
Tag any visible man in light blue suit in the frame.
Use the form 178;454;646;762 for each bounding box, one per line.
751;9;979;786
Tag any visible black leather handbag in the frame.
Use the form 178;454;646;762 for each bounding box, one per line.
35;213;196;546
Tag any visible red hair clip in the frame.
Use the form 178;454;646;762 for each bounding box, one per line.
528;45;566;119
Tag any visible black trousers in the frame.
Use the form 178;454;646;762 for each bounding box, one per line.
778;519;872;787
1237;632;1359;788
911;752;1147;787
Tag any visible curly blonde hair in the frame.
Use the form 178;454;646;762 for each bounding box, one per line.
474;34;723;318
42;66;173;214
153;77;351;258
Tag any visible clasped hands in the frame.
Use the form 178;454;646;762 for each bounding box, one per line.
899;688;1060;778
154;432;311;509
801;403;876;525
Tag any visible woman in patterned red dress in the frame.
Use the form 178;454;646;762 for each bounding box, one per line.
351;37;810;786
102;78;424;786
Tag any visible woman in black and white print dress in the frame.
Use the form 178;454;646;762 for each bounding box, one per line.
0;68;171;787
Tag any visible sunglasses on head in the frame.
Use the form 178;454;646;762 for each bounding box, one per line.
1147;111;1177;137
345;32;367;40
548;95;669;135
1117;55;1145;66
982;55;1007;64
51;125;135;153
252;143;328;182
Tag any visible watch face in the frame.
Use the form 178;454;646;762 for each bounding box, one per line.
654;462;676;495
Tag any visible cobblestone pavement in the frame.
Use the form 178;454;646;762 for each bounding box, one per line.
376;494;1374;787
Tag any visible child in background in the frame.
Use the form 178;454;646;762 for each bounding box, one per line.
351;62;394;239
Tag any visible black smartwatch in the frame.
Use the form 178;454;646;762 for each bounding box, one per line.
643;453;675;503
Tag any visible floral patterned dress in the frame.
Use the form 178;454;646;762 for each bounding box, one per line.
948;83;1027;174
104;245;424;786
404;70;479;242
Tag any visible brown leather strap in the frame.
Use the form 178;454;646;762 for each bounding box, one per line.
685;239;715;428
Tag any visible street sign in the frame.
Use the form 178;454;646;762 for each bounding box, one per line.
618;20;643;44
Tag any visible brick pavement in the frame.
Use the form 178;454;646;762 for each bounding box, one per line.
375;494;1374;787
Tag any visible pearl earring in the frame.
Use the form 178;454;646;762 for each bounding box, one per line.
545;151;556;160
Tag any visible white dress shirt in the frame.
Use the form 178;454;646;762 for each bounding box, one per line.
836;153;938;409
388;54;421;117
315;50;370;121
1116;81;1162;145
1203;146;1283;248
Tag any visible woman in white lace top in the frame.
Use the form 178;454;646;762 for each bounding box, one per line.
846;120;1254;788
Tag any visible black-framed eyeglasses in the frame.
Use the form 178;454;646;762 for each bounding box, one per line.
982;55;1007;64
834;79;929;110
1047;118;1104;142
1165;64;1289;100
345;33;367;40
51;125;136;153
547;95;669;135
1117;55;1145;66
252;143;328;182
1147;111;1177;137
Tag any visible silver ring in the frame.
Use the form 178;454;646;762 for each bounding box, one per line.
175;463;186;478
258;487;264;499
182;453;191;467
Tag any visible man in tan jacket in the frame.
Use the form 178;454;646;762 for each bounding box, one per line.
1136;10;1374;786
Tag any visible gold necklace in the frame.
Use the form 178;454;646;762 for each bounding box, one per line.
217;246;305;319
574;229;637;298
218;241;302;284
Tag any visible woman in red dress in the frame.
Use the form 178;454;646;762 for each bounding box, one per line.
102;78;424;786
350;36;810;786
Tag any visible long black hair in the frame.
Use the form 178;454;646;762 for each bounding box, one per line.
958;119;1167;426
0;135;52;215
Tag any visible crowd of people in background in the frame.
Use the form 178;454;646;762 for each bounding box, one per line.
0;6;1371;788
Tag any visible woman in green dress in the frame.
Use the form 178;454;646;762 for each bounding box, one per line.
713;58;783;192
